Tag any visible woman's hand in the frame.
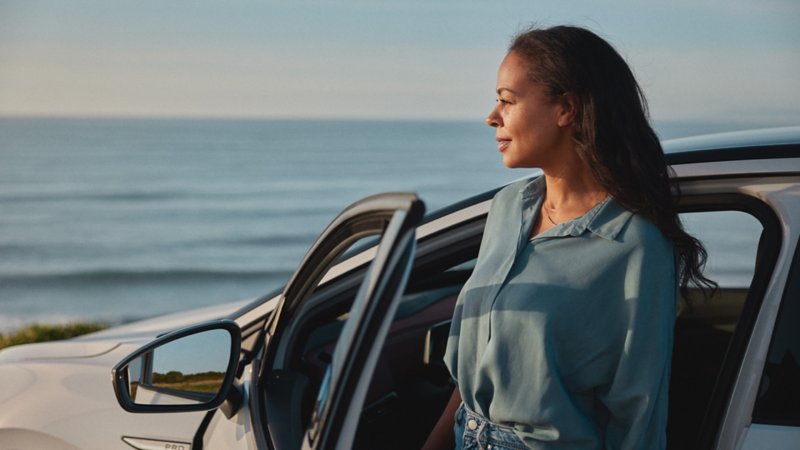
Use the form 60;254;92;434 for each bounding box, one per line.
420;388;462;450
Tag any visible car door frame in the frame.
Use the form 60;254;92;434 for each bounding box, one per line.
669;162;796;449
674;191;782;449
245;192;425;450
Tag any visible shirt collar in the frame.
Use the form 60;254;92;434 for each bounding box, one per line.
520;176;633;242
586;197;633;241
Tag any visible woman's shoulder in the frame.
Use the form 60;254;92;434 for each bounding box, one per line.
625;212;666;239
619;211;674;254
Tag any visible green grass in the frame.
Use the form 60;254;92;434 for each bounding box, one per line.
0;322;108;351
152;370;226;393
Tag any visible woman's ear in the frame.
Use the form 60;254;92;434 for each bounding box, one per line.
557;92;579;127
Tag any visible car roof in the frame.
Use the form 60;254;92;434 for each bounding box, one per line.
664;126;800;165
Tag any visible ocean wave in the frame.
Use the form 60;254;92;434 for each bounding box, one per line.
0;233;319;253
0;269;295;286
227;235;318;246
0;192;179;203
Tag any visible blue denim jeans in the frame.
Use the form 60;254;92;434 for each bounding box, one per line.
454;403;528;450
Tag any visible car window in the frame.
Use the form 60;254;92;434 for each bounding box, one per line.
668;209;764;448
351;255;475;450
752;239;800;426
291;237;478;450
300;256;475;381
256;194;425;450
683;211;763;290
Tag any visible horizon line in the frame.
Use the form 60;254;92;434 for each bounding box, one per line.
0;113;785;127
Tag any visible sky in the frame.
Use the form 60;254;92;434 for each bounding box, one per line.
0;0;798;125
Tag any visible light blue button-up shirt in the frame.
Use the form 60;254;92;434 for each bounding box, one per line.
445;176;678;450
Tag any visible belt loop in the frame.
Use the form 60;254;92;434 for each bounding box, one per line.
454;402;464;423
475;420;487;449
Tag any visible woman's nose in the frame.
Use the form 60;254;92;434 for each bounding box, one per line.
486;105;501;128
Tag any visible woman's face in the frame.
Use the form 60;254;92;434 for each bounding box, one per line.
487;52;573;170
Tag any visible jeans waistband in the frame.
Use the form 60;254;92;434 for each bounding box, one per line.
456;403;527;450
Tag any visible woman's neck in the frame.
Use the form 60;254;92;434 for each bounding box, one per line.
529;161;608;238
542;168;608;220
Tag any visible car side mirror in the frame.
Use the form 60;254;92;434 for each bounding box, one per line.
111;320;241;413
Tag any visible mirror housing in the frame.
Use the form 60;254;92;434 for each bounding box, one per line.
111;320;241;413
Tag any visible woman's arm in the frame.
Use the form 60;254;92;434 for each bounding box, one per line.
420;387;462;450
598;234;678;450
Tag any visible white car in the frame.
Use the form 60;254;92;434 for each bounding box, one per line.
1;127;800;450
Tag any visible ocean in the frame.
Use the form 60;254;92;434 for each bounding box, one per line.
0;118;765;331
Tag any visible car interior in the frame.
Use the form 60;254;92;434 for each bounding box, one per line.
251;191;782;450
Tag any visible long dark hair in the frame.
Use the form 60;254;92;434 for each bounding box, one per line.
509;25;717;301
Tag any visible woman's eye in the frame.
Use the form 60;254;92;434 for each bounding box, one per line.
496;99;511;105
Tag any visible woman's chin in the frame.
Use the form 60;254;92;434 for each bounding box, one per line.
502;156;526;169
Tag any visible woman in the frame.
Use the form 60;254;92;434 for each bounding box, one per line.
422;26;714;450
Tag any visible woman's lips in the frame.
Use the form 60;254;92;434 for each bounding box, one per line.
497;139;510;152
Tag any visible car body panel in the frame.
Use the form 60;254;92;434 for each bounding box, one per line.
0;428;84;450
672;159;800;179
204;373;256;450
0;343;206;449
76;298;254;343
664;127;800;154
0;302;258;448
0;341;119;363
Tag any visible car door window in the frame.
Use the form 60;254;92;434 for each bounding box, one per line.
296;250;478;450
351;259;474;450
286;215;482;450
682;210;763;290
252;193;425;450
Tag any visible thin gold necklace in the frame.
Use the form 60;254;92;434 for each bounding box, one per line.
545;209;558;225
544;201;558;225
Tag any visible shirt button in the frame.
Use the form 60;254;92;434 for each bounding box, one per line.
468;419;478;430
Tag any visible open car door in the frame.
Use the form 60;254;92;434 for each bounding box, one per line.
252;192;425;450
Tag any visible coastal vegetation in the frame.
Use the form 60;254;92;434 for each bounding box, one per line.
152;370;226;393
0;322;107;351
